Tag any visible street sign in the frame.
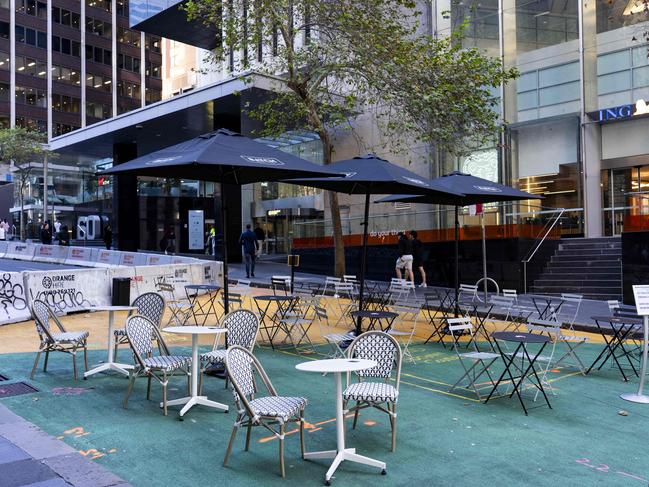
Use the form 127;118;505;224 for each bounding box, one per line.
633;285;649;316
188;210;204;250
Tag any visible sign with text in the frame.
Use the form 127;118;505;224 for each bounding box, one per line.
633;285;649;316
188;210;204;250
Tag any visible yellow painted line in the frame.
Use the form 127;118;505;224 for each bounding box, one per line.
402;372;454;387
400;379;481;402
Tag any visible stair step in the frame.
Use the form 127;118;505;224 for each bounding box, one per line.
556;249;621;256
551;254;622;262
545;262;621;269
535;279;621;286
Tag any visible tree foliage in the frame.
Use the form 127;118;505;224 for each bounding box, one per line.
0;128;50;240
184;0;516;274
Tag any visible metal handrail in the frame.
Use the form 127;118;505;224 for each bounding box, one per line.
521;208;565;293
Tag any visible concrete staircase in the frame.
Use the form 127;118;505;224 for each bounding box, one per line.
532;236;622;300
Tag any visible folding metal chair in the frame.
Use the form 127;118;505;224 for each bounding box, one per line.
527;318;589;375
321;276;341;297
459;284;478;302
388;302;421;363
557;293;583;330
158;282;193;327
502;289;518;302
423;289;452;346
316;306;355;359
224;346;307;478
332;282;357;328
447;318;500;400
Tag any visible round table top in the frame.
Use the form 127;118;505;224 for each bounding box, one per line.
163;326;226;335
350;310;398;319
86;305;138;312
296;358;377;373
185;284;220;291
492;331;550;344
255;294;295;301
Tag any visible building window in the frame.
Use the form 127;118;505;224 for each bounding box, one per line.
15;86;47;108
51;35;81;58
145;35;160;53
145;61;161;78
0;83;9;102
117;80;140;99
145;87;161;104
52;7;81;29
87;17;111;39
52;65;80;85
0;51;8;70
15;56;47;77
86;101;111;119
118;54;141;73
86;45;112;65
117;26;140;47
0;22;8;39
16;117;46;133
116;0;128;17
86;72;112;92
53;123;78;136
85;0;111;13
52;93;81;113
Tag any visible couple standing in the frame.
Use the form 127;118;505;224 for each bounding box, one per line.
395;230;426;287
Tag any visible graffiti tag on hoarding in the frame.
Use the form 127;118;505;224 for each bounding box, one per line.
0;273;26;315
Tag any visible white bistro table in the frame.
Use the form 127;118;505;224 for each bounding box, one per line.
296;358;386;485
162;326;229;417
84;305;138;379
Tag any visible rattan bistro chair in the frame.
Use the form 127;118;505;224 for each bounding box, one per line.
123;315;191;416
114;292;166;359
224;346;308;478
199;309;259;392
30;299;89;380
343;331;402;452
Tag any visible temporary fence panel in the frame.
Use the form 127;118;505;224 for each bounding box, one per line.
119;251;147;267
32;244;70;264
145;254;173;266
171;256;198;264
94;249;122;267
65;246;96;267
132;264;194;296
5;242;36;261
24;268;112;313
0;271;30;325
191;261;223;287
0;241;8;258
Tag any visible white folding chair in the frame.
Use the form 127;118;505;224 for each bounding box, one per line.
447;317;500;400
558;293;583;330
502;289;518;302
158;282;193;327
527;318;589;376
322;276;342;297
333;282;356;327
489;295;516;331
459;284;478;302
316;306;355;359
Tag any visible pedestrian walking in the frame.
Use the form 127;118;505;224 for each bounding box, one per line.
239;223;258;278
103;224;113;250
395;231;414;284
163;226;176;254
206;226;216;256
0;220;6;241
58;224;70;245
254;224;265;256
410;230;427;287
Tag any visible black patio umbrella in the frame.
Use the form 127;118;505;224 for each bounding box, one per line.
100;128;343;314
283;155;464;334
377;171;541;313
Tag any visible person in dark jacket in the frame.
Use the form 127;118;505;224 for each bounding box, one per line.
410;230;427;288
40;221;52;245
58;224;70;246
103;225;113;250
239;224;258;278
395;231;414;283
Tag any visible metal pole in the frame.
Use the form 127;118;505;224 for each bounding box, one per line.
481;212;488;302
454;205;459;317
621;315;649;403
42;154;48;230
356;191;370;335
220;181;229;315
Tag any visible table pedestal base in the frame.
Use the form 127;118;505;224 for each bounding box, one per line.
160;395;229;416
620;392;649;404
305;448;386;483
84;362;133;378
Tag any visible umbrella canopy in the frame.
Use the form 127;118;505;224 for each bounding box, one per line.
376;172;541;314
101;128;343;183
285;154;465;198
283;155;465;334
375;171;537;206
100;128;343;316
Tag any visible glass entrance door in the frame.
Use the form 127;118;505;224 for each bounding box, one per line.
602;166;649;235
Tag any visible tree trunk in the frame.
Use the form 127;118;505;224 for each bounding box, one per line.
320;131;345;277
19;192;24;242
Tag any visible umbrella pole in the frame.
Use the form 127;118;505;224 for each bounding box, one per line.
220;181;229;315
482;212;488;302
454;205;459;317
356;191;370;335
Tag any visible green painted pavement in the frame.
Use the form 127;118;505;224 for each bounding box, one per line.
0;343;648;486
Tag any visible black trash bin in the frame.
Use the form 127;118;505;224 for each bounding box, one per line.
112;277;131;306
